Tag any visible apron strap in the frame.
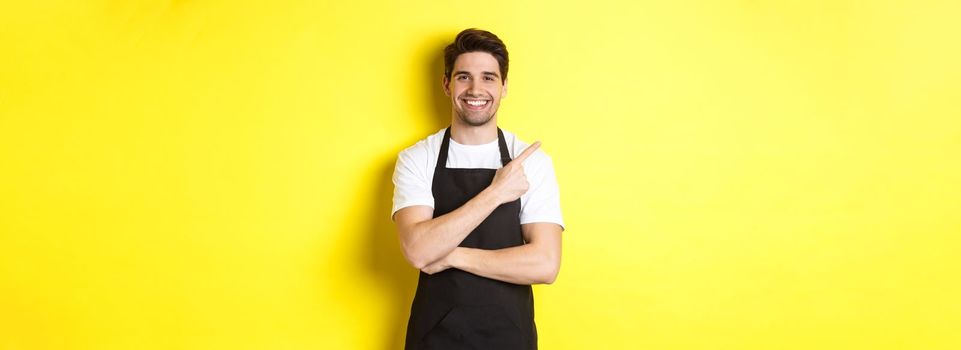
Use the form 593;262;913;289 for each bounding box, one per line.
436;127;452;172
435;126;512;170
497;128;512;166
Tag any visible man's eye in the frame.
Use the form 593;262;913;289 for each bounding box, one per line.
485;76;495;81
457;76;468;80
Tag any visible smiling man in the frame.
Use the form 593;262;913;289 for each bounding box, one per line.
391;29;565;350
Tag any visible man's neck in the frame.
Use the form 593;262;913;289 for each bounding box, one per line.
450;118;498;145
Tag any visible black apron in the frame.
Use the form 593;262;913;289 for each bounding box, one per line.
405;127;537;350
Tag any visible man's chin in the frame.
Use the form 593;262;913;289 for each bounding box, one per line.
458;112;495;127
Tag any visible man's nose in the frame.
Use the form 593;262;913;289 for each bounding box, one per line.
466;79;480;94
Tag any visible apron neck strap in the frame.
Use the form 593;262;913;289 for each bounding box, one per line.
436;126;512;170
496;128;511;166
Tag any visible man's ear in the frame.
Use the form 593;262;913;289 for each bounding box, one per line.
502;78;508;99
443;76;451;97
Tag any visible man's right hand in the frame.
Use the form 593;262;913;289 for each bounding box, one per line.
487;141;541;204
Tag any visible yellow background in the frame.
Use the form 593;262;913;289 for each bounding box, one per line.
2;1;960;349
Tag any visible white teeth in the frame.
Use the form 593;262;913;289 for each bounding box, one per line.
466;100;487;106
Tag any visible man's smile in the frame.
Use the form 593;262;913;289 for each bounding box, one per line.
461;98;491;110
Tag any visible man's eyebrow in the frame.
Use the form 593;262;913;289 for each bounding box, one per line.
452;70;501;79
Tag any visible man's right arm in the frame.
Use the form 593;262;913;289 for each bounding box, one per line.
393;141;541;270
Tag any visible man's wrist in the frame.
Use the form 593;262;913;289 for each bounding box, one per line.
450;247;472;270
479;186;504;207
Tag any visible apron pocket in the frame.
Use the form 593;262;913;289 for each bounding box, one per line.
419;304;527;349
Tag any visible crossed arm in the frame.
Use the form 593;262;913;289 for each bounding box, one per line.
427;222;562;285
392;142;563;285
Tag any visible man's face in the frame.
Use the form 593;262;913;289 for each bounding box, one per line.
444;51;507;127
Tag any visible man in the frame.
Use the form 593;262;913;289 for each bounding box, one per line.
391;28;565;350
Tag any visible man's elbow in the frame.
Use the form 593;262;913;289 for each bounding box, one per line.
402;241;445;270
536;256;561;285
401;245;431;270
398;226;430;270
405;255;427;270
540;266;559;284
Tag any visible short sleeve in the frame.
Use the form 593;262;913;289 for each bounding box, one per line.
391;145;434;220
519;153;565;230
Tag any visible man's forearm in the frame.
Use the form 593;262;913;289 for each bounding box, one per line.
404;188;503;269
451;245;559;285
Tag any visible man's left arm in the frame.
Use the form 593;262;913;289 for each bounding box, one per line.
421;222;562;285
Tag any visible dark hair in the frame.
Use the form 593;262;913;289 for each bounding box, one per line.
444;28;509;83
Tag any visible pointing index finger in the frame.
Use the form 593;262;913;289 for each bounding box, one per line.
513;141;541;164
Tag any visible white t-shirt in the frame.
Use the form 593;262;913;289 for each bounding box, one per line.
391;128;565;229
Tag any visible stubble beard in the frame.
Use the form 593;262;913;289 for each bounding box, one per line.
457;109;496;127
